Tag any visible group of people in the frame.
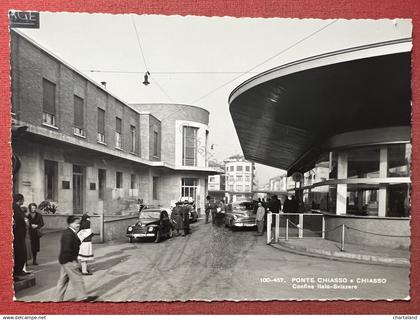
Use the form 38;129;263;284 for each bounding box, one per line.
13;193;97;301
170;199;193;236
13;194;44;279
205;196;227;224
253;195;282;235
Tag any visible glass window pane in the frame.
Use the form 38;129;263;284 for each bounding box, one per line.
347;146;380;178
74;95;84;128
388;144;411;177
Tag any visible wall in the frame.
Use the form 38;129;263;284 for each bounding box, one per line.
103;216;138;241
11;32;141;163
14;138;150;215
132;104;209;166
324;213;410;249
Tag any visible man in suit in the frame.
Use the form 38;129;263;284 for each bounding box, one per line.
55;215;97;302
13;194;28;279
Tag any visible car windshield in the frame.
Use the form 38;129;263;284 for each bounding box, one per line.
232;202;253;211
139;210;160;219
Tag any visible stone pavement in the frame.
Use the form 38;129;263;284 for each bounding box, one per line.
271;237;409;267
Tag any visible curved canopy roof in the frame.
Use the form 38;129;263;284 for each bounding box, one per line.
229;39;412;175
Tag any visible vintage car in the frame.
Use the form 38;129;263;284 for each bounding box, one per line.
126;207;173;243
224;201;257;229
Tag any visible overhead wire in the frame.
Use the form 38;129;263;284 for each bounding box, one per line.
190;19;339;104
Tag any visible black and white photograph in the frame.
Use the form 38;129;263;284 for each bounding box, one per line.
9;11;412;301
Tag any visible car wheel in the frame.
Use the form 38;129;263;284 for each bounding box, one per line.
155;230;161;243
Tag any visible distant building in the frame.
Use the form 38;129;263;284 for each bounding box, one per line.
224;155;254;202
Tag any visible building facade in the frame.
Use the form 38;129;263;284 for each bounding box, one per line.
224;156;254;202
229;39;412;248
11;30;218;216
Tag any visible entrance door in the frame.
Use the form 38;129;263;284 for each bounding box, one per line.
73;165;84;214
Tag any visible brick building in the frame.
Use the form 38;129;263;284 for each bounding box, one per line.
10;29;219;216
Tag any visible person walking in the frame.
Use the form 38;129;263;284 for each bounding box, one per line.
78;214;94;275
171;202;183;236
28;203;44;266
256;202;265;235
55;215;97;302
13;194;28;279
182;200;191;236
205;195;211;223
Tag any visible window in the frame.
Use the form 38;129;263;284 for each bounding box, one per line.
245;166;250;172
182;126;198;166
236;175;243;181
73;95;85;136
181;178;198;203
153;176;159;200
245;175;250;182
230;166;234;171
347;146;380;179
237;165;243;171
115;117;122;149
245;185;251;192
97;108;105;143
116;171;123;189
44;160;58;200
42;79;56;127
209;176;215;183
130;174;136;189
237;185;243;192
130;125;136;153
388;144;411;177
153;131;159;157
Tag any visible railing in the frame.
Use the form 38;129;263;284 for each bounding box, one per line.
266;213;325;244
267;212;411;251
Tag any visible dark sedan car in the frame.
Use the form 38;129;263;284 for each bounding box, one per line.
126;207;173;243
225;201;257;229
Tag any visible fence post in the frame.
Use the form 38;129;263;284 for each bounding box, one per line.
286;218;289;241
340;224;345;251
267;213;272;244
275;213;280;243
322;215;325;239
298;214;303;238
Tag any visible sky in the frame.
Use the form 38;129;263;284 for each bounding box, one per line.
16;13;412;187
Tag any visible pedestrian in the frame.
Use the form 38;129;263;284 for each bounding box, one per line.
55;215;97;302
78;214;94;275
171;202;183;236
205;195;211;223
13;194;28;279
269;195;282;228
219;200;227;217
256;202;265;235
28;203;44;266
22;207;32;273
182;200;191;236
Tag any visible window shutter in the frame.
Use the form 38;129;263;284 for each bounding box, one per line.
74;95;84;128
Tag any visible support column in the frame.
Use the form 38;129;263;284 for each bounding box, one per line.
336;152;348;215
378;146;388;217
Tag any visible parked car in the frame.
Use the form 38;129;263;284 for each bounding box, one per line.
225;201;256;229
126;207;173;243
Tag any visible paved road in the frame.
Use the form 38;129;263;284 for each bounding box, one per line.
16;218;409;301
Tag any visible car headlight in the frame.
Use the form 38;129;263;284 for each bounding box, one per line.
127;226;133;232
148;226;154;232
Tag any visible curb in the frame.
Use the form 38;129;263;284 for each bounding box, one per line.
272;241;409;267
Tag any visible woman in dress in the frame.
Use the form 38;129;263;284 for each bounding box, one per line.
28;203;44;265
78;214;94;275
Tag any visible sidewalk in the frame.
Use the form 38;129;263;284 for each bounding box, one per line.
271;237;409;267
